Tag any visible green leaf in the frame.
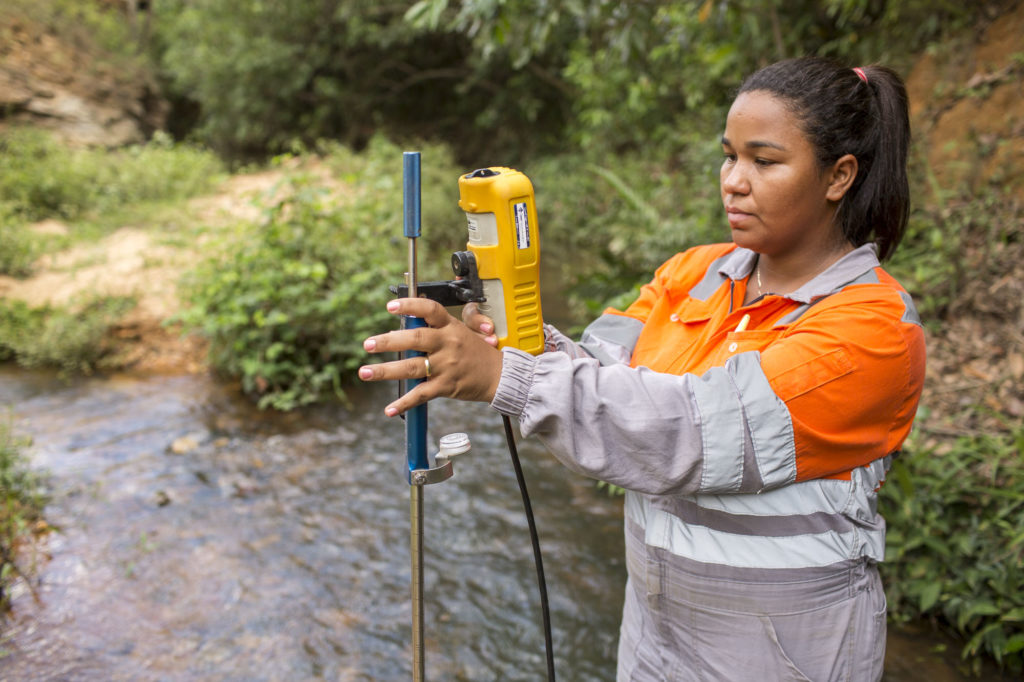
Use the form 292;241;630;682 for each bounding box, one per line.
919;581;942;612
1001;607;1024;622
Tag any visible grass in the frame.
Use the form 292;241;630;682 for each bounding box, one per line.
0;418;47;612
0;128;224;277
0;297;136;375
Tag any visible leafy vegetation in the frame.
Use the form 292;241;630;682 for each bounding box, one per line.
0;297;135;375
0;128;223;230
881;424;1024;675
147;0;983;164
0;206;40;279
149;0;570;162
0;419;47;612
175;137;463;409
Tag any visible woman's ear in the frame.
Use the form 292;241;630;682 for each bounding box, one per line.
826;154;858;202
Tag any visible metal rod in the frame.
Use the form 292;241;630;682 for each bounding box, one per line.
408;241;418;298
411;483;425;682
403;151;427;681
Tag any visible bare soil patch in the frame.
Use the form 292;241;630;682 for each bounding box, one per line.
0;169;286;373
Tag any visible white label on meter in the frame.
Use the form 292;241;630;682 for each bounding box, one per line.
466;212;498;246
513;202;530;250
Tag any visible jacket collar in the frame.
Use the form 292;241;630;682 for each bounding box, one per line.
717;244;880;304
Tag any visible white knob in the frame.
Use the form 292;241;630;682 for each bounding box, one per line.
438;432;471;457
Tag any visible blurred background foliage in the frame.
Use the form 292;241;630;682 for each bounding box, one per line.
146;0;979;163
141;0;1002;322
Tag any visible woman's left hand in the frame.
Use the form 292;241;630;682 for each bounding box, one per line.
358;297;504;417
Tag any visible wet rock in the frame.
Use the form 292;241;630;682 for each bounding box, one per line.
168;431;210;454
169;435;199;454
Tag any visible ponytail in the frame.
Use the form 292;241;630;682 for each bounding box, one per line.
737;57;911;260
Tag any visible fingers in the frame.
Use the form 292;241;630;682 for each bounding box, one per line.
356;352;439;417
389;297;451;327
358;298;505;417
362;298;452;356
382;383;433;417
462;302;498;347
357;355;429;383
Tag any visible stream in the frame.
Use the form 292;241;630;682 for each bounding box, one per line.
0;366;1011;681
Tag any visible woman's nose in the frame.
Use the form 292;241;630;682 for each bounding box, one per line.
720;163;749;195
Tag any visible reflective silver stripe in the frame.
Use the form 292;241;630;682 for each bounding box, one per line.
899;290;922;326
624;490;649;528
689;478;855;517
651;505;875;568
658;496;858;537
626;493;885;569
622;485;888;569
689;367;747;492
848;457;893;524
727;352;797;489
687;352;795;493
578;313;643;366
624;513;873;586
687;253;733;300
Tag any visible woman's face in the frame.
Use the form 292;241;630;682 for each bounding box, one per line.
720;91;842;259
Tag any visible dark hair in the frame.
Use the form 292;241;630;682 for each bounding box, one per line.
737;57;910;261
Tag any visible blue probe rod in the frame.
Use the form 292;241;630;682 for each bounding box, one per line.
403;152;429;475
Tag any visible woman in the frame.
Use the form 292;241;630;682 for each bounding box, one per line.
359;57;926;681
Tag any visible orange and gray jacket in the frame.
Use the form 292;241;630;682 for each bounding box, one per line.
491;242;926;572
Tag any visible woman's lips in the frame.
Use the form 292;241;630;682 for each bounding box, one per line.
726;207;754;228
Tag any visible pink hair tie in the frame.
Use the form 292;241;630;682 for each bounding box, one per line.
853;67;868;83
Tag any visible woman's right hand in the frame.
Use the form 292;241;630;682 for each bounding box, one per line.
462;302;498;347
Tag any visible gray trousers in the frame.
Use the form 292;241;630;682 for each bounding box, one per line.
617;553;887;681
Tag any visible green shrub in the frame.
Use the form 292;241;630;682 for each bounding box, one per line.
177;138;464;410
0;128;223;225
177;177;386;410
0;205;40;277
0;297;134;374
880;425;1024;675
1;418;47;611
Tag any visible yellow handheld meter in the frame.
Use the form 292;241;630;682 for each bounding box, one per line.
456;168;544;355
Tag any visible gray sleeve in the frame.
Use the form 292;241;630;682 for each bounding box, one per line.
490;347;795;496
542;324;591;358
578;314;643;366
541;312;643;363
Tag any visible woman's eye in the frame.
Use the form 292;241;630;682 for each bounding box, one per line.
723;153;736;163
755;158;775;166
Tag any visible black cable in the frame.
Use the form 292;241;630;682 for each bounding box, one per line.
502;414;556;682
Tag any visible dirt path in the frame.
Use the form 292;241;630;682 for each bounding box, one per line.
0;170;284;373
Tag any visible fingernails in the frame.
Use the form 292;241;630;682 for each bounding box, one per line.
385;405;399;417
358;366;372;380
480;322;493;333
386;300;399;313
363;338;376;351
486;335;498;347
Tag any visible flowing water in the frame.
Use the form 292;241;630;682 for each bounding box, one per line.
0;367;1011;681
